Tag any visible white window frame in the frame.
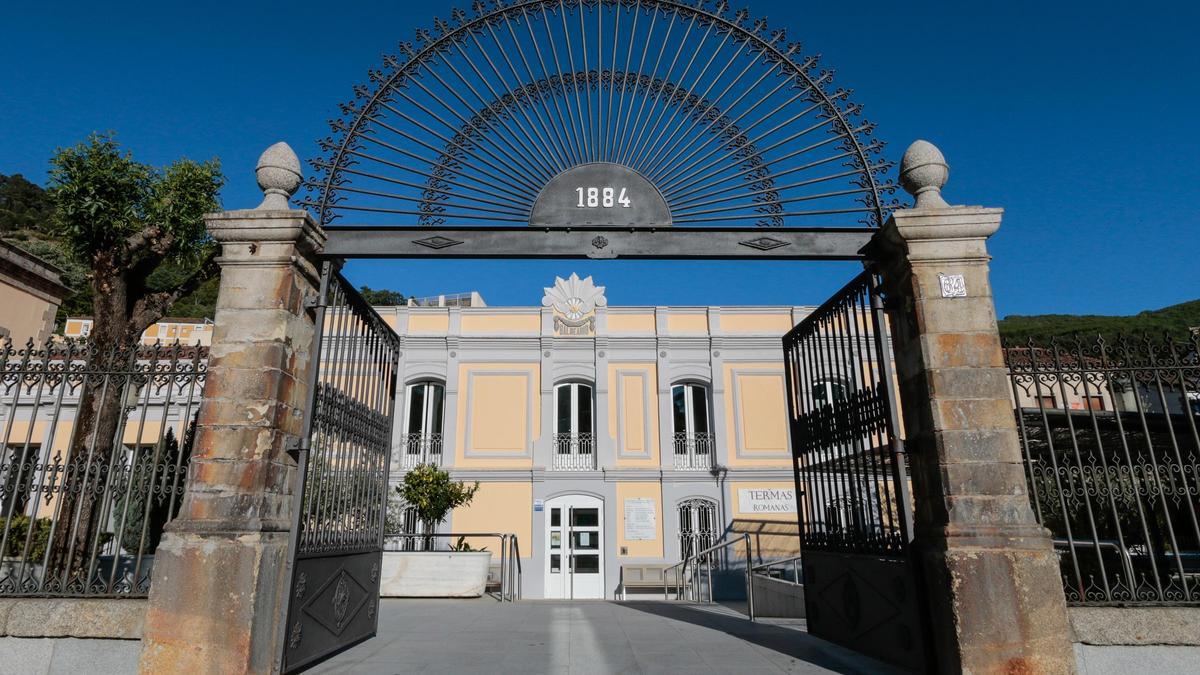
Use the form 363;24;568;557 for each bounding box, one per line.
553;382;593;436
671;382;710;436
404;381;445;437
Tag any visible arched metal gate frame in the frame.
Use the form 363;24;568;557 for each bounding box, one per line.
781;271;928;671
280;264;402;672
278;1;926;671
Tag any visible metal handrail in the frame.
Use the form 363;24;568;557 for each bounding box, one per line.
383;531;522;601
750;554;803;585
508;536;523;600
663;557;693;601
665;533;756;622
1053;538;1136;591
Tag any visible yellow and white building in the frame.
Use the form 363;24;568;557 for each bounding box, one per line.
2;268;803;600
377;274;803;599
0;240;70;345
62;317;214;346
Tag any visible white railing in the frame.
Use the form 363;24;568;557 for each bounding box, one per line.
673;432;714;470
398;433;443;469
552;432;595;471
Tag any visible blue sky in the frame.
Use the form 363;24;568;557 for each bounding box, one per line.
2;1;1196;315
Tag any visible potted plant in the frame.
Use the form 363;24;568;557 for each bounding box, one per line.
380;464;489;597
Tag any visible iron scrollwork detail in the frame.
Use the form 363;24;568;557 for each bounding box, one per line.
304;0;899;230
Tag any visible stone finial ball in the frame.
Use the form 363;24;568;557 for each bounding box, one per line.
255;142;302;204
899;139;950;207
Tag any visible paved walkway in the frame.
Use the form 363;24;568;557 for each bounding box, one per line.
311;599;904;674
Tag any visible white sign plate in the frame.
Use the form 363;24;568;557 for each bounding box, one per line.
738;488;797;514
938;273;967;298
623;498;657;541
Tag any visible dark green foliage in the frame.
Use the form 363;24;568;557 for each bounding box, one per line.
109;428;191;555
0;134;225;330
358;285;406;306
0;174;54;235
2;516;52;560
999;299;1200;341
162;276;220;320
46;134;223;339
398;464;479;532
449;535;487;552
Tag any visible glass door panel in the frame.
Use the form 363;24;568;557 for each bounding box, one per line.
544;497;604;599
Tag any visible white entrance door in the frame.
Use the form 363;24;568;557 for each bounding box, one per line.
544;495;604;599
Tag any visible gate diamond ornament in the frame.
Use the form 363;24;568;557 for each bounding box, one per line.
413;236;464;250
332;576;351;628
740;236;791;251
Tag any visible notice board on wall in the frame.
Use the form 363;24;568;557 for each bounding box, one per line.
623;498;657;540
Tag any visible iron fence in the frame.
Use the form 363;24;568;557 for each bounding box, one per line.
782;271;910;556
0;338;205;597
1006;333;1200;605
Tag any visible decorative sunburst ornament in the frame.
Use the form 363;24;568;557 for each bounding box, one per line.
543;274;607;335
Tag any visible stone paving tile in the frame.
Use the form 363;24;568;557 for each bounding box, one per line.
310;599;902;675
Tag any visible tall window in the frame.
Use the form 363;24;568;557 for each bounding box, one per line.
678;498;719;564
554;383;594;470
403;381;444;468
812;379;848;409
672;383;712;469
1;444;39;518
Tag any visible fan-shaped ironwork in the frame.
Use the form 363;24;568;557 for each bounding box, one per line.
305;0;898;229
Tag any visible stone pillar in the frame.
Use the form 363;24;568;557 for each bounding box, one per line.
140;143;324;674
866;141;1074;674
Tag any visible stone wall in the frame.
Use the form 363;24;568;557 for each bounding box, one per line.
0;599;144;675
0;599;145;639
1071;606;1200;674
0;637;140;674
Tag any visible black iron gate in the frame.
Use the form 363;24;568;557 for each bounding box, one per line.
279;263;401;673
782;271;928;670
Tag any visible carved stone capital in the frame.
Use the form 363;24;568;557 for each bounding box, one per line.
865;205;1003;268
204;210;326;285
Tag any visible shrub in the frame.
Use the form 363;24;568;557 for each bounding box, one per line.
2;516;52;560
397;464;479;536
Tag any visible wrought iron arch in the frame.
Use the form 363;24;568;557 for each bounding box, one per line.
306;0;898;230
417;69;787;226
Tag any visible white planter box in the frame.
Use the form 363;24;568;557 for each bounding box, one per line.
380;551;492;598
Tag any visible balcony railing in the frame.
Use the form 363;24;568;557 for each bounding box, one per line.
552;433;595;471
673;432;714;470
398;433;442;469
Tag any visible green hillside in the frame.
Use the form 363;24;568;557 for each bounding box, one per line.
998;299;1200;341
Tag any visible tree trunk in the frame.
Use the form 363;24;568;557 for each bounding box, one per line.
46;265;135;591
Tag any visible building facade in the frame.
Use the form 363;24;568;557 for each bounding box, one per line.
378;274;804;599
0;240;70;344
1;272;805;601
63;316;214;346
